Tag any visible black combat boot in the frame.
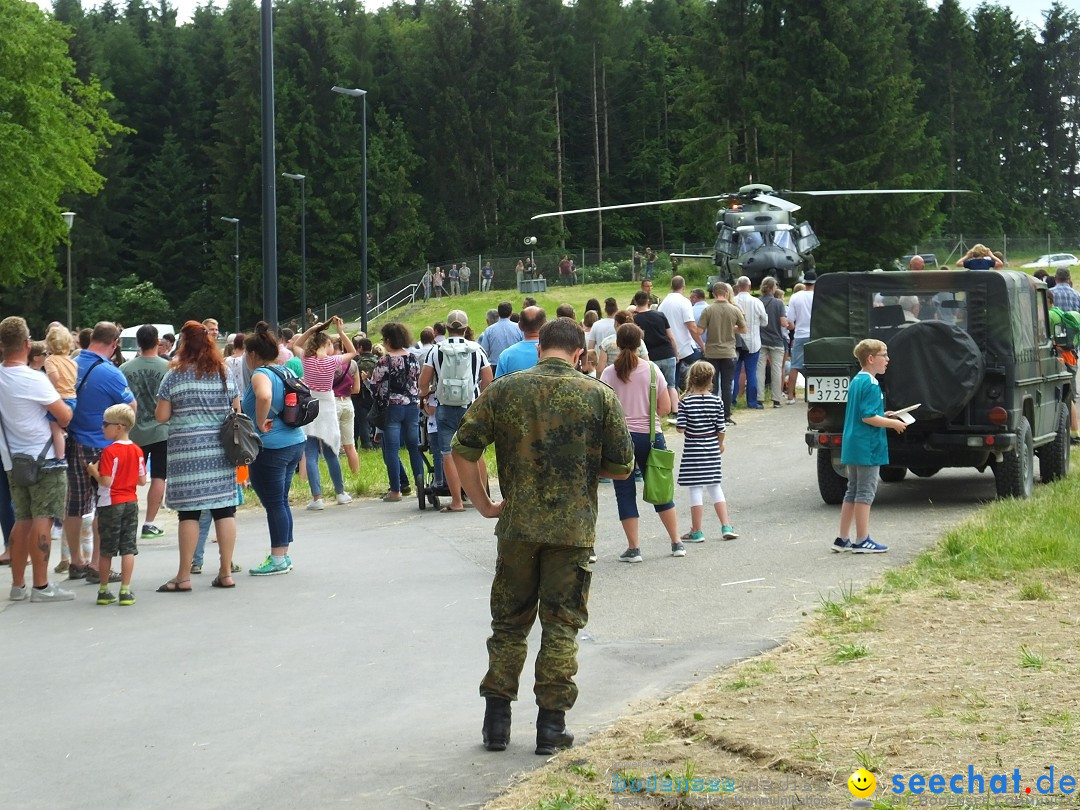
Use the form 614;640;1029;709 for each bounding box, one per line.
482;697;512;751
535;708;574;755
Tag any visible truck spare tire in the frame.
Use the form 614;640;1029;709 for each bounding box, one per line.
880;321;984;421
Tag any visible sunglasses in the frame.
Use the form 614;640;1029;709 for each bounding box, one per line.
102;421;119;428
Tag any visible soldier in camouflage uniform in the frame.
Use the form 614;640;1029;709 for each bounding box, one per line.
452;318;635;755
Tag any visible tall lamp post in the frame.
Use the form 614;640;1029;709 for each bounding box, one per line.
282;173;307;326
330;85;369;333
62;211;76;327
220;217;241;332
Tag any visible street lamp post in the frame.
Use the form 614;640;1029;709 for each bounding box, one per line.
62;212;76;327
282;173;307;326
221;217;241;333
330;85;369;334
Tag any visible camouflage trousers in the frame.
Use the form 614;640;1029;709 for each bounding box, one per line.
480;538;592;711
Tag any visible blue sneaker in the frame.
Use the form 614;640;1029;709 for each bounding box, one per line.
831;537;851;552
249;556;292;576
681;530;705;543
850;537;888;554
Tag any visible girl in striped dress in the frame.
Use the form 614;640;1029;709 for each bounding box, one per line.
676;361;738;542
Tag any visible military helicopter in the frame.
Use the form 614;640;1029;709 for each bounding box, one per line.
533;183;968;289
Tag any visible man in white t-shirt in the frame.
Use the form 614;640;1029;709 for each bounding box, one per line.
732;276;769;409
785;270;817;403
0;316;76;602
588;297;618;350
658;276;704;393
419;310;493;512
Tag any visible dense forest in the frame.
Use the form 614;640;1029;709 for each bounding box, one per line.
4;0;1080;328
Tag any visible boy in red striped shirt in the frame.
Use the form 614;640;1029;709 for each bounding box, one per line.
87;404;147;605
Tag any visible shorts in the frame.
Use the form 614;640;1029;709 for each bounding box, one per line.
177;506;237;523
843;465;880;505
791;337;810;372
141;440;168;481
9;467;66;521
47;397;78;424
66;439;102;517
653;356;677;389
336;397;355;447
436;404;468;456
98;501;139;556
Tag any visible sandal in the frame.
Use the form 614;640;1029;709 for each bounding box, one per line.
439;506;465;513
211;576;235;589
156;579;192;593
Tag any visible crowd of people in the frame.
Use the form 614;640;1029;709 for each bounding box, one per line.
0;274;794;605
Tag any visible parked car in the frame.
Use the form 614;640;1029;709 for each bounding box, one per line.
804;270;1071;502
1022;253;1078;269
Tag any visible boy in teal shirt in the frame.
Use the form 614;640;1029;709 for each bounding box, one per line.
832;339;908;553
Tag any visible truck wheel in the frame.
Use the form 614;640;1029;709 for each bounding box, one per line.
1036;402;1070;483
993;416;1035;498
908;466;942;478
879;466;907;483
817;449;848;505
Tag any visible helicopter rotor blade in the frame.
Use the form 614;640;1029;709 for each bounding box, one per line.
531;194;730;221
787;188;973;197
753;193;802;213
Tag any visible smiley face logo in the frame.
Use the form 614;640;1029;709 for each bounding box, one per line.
848;768;877;799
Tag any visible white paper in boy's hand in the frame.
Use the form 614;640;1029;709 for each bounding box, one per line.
892;403;921;415
897;411;916;425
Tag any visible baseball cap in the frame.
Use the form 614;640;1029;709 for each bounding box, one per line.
447;309;469;329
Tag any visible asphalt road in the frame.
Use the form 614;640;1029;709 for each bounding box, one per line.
0;402;998;809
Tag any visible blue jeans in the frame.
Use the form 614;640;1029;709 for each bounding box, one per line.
676;349;703;390
382;403;425;493
305;436;345;497
193;510;214;567
612;431;675;520
248;442;305;549
733;349;762;407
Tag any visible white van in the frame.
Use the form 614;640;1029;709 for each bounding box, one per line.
119;324;175;361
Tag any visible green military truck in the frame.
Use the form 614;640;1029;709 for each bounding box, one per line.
803;270;1072;502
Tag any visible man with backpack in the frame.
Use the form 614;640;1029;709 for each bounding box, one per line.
419;310;493;512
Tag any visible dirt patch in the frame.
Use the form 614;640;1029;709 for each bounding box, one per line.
483;573;1080;809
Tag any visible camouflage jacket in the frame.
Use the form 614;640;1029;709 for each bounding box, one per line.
452;357;634;547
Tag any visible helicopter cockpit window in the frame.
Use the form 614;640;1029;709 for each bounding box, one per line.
771;230;795;250
739;231;764;253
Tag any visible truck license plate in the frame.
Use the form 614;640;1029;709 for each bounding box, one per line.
807;376;849;402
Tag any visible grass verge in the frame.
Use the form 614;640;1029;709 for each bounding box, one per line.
482;470;1080;810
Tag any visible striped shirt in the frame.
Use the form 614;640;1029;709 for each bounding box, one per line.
301;354;347;393
676;392;726;486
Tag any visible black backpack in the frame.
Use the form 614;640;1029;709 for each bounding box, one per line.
264;365;319;427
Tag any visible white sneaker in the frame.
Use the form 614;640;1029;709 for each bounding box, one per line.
29;582;76;602
9;584;28;602
306;499;326;511
335;492;353;505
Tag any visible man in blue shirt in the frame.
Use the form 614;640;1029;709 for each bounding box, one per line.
478;302;523;365
65;322;136;582
1051;268;1080;313
495;307;545;377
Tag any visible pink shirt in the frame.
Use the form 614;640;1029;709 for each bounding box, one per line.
301;354;346;392
600;359;663;434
